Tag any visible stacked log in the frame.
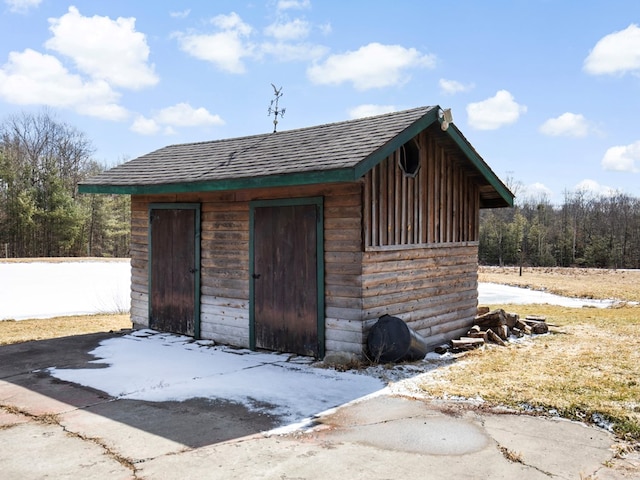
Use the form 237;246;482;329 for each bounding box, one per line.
444;309;549;353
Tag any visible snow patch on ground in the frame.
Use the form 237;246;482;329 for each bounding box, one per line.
0;260;130;320
49;330;385;426
1;260;618;321
478;282;615;308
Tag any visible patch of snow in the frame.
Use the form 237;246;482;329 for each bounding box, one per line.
2;261;621;322
0;260;130;320
49;330;385;426
478;282;615;308
592;413;615;432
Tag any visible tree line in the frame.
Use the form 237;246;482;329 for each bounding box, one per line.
479;186;640;269
0;111;129;258
3;110;639;268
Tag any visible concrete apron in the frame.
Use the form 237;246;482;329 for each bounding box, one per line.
0;333;637;480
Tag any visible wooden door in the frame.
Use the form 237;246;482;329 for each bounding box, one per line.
150;207;198;336
253;204;319;356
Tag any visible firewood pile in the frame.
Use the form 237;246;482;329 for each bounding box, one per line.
436;307;549;354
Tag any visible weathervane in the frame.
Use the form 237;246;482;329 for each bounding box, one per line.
267;83;286;133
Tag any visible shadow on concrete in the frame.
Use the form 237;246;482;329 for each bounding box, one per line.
0;332;278;448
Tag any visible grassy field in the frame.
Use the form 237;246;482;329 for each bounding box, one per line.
0;314;132;345
420;266;640;443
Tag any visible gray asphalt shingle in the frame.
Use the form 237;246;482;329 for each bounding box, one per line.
80;106;435;187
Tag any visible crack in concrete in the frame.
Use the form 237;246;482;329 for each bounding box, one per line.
1;404;140;479
494;441;555;477
475;416;556;477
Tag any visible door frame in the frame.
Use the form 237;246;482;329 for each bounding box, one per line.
148;203;202;338
249;197;325;357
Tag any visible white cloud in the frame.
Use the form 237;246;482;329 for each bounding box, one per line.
466;90;527;130
0;49;127;120
175;12;254;73
539;112;589;138
4;0;40;14
131;103;224;135
261;15;329;62
45;6;158;90
348;104;397;119
584;24;640;76
260;42;327;62
276;0;311;11
519;182;553;202
130;115;160;135
439;78;474;95
307;42;436;90
170;9;191;19
211;11;252;34
574;179;617;196
318;22;332;36
264;18;311;41
154;103;224;127
175;9;329;71
601;141;640;173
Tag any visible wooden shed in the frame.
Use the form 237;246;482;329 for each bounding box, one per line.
79;106;513;359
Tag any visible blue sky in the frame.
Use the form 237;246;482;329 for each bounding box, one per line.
1;0;639;204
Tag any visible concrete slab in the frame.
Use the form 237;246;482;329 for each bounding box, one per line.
0;376;109;416
58;397;278;462
0;422;132;479
137;395;635;480
0;331;118;377
137;432;546;480
482;412;617;478
0;408;30;427
0;333;637;480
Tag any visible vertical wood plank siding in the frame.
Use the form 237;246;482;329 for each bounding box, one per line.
363;130;480;247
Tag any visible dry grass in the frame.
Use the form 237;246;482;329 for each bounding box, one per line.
420;267;640;442
0;257;128;264
0;314;132;345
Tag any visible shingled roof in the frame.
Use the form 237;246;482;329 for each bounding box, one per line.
79;105;513;207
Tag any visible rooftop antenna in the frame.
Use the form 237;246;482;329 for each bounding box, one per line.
267;83;285;133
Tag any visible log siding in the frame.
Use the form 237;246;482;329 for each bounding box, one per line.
130;183;365;354
361;243;479;352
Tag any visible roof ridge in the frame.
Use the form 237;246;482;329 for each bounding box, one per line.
159;105;435;150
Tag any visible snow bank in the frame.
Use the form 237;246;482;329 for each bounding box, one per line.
0;260;130;320
1;260;617;321
478;282;614;308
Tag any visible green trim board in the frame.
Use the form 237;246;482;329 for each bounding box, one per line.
249;196;325;358
353;107;440;179
445;123;514;207
78;168;355;195
147;203;202;339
